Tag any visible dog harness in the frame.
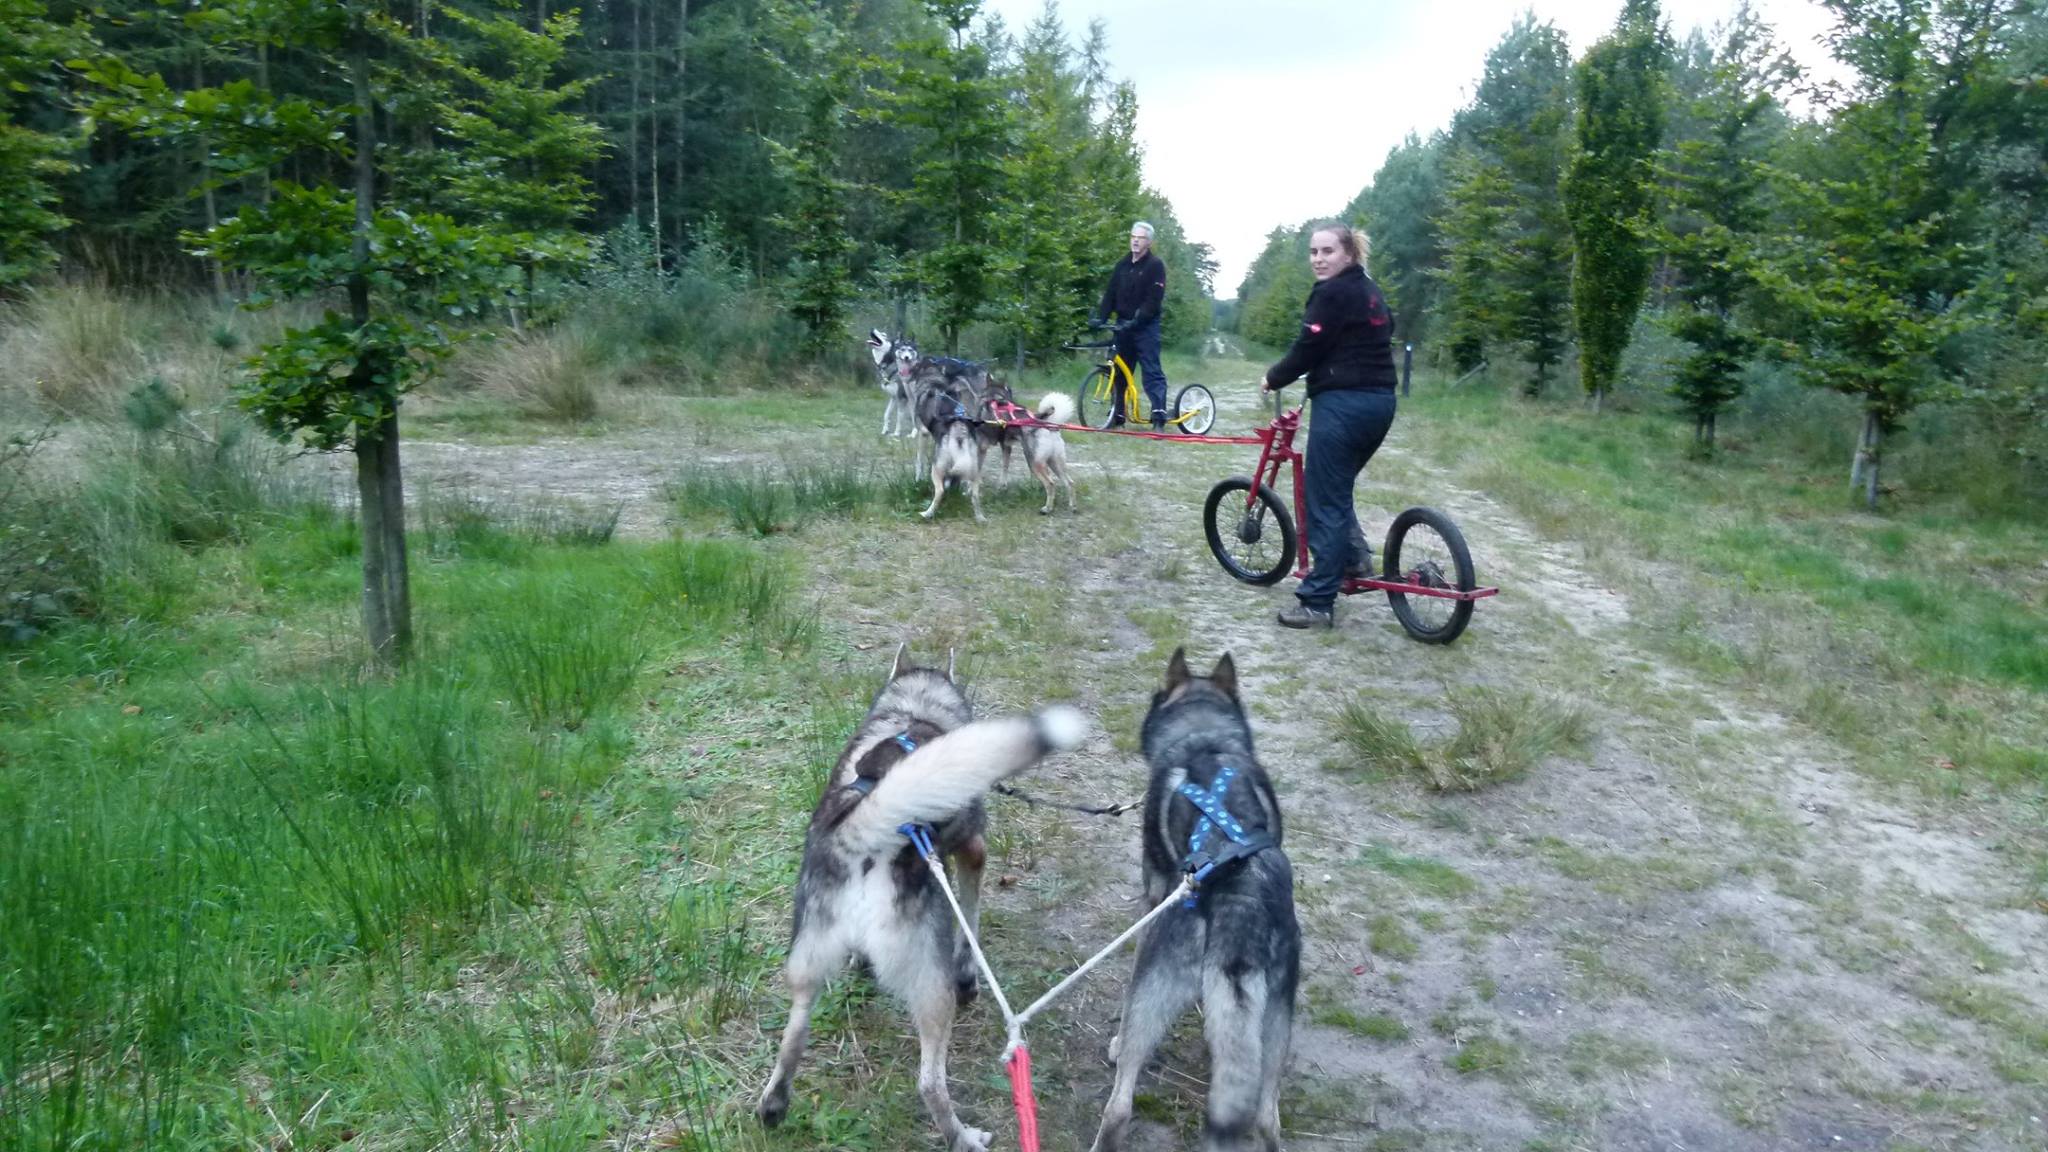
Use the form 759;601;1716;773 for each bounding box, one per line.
847;731;921;797
1176;765;1275;905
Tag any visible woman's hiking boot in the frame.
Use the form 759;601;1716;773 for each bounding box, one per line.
1277;603;1334;630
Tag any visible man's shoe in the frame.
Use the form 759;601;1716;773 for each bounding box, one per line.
1150;412;1168;431
1107;416;1128;429
1277;603;1334;630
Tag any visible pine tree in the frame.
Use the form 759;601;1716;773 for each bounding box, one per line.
0;1;87;291
1438;15;1575;391
991;4;1092;364
1346;131;1447;342
765;1;856;358
1654;2;1793;450
886;0;1008;352
1564;0;1669;411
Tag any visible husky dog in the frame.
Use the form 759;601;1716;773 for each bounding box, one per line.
868;329;921;437
915;365;992;522
1090;648;1300;1152
909;355;996;478
757;646;1087;1152
988;385;1076;515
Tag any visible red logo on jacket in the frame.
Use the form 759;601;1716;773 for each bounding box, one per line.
1307;322;1323;334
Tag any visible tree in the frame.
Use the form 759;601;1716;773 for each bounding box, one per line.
1346;131;1447;342
1564;0;1669;411
0;1;87;291
886;0;1008;352
1753;0;1978;508
87;1;522;663
1438;15;1575;391
1236;223;1314;350
765;1;856;357
1654;2;1794;449
1434;151;1514;373
990;3;1093;364
428;2;605;320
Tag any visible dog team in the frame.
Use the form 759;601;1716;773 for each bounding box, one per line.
869;329;1078;522
757;643;1299;1152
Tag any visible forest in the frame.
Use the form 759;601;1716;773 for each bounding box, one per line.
1236;0;2045;509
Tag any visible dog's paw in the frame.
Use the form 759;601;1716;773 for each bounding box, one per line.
954;973;980;1008
920;509;936;520
755;1091;788;1129
1105;1031;1122;1065
951;1126;992;1152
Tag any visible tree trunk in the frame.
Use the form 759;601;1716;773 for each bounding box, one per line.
1850;408;1883;508
673;0;689;253
1706;412;1716;449
350;30;412;666
1014;333;1025;373
646;0;660;248
193;57;228;300
1590;386;1604;415
1849;409;1874;493
628;0;642;223
894;295;907;338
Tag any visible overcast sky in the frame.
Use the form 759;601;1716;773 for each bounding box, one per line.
979;0;1842;296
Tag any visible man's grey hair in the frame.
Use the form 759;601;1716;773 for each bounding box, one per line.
1130;221;1155;239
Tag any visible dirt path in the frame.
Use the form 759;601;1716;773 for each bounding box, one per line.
374;370;2045;1151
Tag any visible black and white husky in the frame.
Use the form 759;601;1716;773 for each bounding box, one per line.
1090;648;1300;1152
757;646;1087;1152
868;329;921;437
916;365;1076;521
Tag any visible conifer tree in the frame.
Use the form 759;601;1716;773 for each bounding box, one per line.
0;1;87;291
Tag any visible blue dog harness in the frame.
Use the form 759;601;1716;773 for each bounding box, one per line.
1176;765;1275;906
849;731;922;797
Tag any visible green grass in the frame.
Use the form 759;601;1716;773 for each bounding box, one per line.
1356;842;1478;899
0;454;814;1149
1337;687;1593;791
1402;378;2048;790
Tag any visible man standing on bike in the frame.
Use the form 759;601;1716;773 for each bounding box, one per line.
1261;222;1398;630
1093;221;1170;430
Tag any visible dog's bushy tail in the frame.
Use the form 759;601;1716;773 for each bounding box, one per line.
1036;393;1075;425
835;707;1088;856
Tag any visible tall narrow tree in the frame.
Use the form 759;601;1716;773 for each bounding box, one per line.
1563;0;1669;411
1654;2;1793;450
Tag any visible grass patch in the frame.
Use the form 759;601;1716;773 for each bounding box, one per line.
0;479;809;1148
1368;913;1420;962
1338;687;1593;791
1449;1033;1520;1077
668;455;919;536
1356;842;1478;899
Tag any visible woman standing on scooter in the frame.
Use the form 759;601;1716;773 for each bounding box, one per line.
1260;222;1399;629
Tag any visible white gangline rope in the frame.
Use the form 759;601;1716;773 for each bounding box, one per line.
911;839;1193;1058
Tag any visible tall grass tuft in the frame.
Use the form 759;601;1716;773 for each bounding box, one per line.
463;328;605;423
669;455;914;535
1340;688;1593;791
479;572;649;731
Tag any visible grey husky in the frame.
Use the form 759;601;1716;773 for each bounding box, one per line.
756;646;1087;1152
915;365;1076;520
868;329;921;437
1090;648;1300;1152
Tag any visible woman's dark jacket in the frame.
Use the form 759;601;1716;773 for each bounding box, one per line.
1265;264;1398;397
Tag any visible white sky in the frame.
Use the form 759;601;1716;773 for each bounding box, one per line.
981;0;1841;296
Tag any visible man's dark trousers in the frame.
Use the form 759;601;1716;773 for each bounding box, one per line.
1298;388;1397;609
1112;318;1168;421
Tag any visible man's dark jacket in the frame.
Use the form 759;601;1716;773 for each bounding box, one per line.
1096;252;1167;326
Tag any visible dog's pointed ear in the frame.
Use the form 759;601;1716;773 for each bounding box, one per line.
890;642;912;680
1210;652;1239;700
946;648;956;680
1165;646;1191;691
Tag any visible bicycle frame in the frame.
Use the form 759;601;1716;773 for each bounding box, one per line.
1072;339;1204;429
1237;403;1498;601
